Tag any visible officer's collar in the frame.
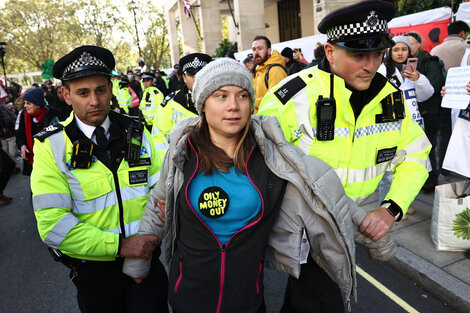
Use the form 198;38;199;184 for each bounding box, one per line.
74;115;111;140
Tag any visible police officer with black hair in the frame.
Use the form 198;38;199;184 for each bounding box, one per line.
259;1;431;312
150;53;212;158
31;45;168;313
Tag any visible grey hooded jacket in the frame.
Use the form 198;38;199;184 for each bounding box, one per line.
124;115;388;301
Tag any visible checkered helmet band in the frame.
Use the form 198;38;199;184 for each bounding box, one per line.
63;51;109;79
326;18;388;42
182;57;208;73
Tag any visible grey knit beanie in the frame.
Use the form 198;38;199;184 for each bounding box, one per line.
193;58;255;115
392;36;412;53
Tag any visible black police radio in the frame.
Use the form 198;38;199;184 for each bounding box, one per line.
316;73;336;141
376;90;405;123
126;122;143;162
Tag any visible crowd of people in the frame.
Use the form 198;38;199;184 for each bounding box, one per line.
1;0;469;312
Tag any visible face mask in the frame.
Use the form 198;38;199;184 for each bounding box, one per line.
128;75;134;80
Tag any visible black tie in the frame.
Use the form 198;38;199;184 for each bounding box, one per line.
94;126;108;148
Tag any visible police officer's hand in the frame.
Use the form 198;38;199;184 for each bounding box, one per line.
359;207;395;241
120;234;158;260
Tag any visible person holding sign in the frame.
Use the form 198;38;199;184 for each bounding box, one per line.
123;58;395;313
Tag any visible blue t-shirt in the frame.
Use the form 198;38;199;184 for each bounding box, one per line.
187;166;262;246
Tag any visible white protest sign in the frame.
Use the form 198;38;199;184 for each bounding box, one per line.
442;66;470;109
0;86;7;98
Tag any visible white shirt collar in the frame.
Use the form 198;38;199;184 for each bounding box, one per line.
75;115;111;140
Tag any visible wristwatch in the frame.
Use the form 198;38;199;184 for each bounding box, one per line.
382;202;400;220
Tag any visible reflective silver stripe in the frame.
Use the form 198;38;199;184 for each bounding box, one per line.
397;135;430;157
105;220;141;237
44;213;80;249
353;193;376;206
334;168;348;183
141;106;156;112
311;127;350;138
149;171;161;187
354;121;401;139
155;141;169;151
171;109;185;123
346;162;390;184
151;125;164;137
294;89;315;154
391;156;427;168
72;185;149;214
33;193;72;211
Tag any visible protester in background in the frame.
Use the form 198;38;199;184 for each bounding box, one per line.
281;47;305;75
243;57;257;77
407;31;447;191
123;58;388;313
225;50;236;59
49;84;72;121
16;88;59;176
252;35;287;113
293;48;308;65
308;42;325;68
377;35;434;219
0;95;18;158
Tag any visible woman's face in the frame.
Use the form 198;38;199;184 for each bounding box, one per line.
407;36;421;57
203;85;251;143
391;43;410;63
24;100;40;114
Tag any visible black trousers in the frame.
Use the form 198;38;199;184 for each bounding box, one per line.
0;148;15;194
280;256;345;313
72;248;169;313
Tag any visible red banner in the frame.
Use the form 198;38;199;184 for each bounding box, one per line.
389;18;451;52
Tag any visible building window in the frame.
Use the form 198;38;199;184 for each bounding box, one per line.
278;0;301;42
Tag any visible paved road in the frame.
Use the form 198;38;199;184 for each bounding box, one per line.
0;172;457;313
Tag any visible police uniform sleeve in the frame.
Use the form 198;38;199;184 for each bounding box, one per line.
385;108;431;214
31;136;120;259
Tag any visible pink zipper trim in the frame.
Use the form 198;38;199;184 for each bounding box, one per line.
185;141;264;313
216;249;226;313
174;259;183;293
256;261;262;295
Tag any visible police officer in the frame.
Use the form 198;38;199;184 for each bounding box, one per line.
151;53;212;158
258;1;431;312
139;72;164;130
31;45;168;313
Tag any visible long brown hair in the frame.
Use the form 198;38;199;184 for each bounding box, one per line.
185;112;253;175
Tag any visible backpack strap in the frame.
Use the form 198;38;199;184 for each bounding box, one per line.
265;64;287;89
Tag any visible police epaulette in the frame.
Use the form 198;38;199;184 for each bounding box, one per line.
274;76;307;105
161;92;175;108
34;123;64;142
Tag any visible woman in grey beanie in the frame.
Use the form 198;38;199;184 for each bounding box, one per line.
124;58;395;313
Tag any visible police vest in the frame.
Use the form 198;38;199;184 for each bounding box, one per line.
30;113;162;261
150;90;197;159
117;88;132;113
258;66;430;211
139;86;164;125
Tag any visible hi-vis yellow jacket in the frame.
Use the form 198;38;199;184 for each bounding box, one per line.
139;86;164;126
31;112;162;261
258;66;431;213
151;89;197;159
